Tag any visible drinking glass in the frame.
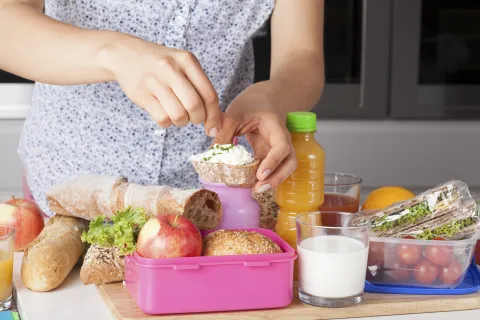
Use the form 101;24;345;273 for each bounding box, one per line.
319;172;362;213
296;212;370;308
0;225;14;311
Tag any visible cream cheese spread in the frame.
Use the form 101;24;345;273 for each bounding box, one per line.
189;144;254;166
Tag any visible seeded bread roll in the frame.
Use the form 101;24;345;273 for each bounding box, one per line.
80;245;125;285
202;230;282;256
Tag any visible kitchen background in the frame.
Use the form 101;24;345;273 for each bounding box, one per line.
1;0;480;200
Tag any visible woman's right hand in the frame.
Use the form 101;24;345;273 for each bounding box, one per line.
103;35;222;137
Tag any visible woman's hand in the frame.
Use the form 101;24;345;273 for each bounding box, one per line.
213;82;297;193
104;35;222;137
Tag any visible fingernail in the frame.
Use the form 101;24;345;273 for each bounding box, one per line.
209;127;218;137
262;169;271;179
257;184;271;193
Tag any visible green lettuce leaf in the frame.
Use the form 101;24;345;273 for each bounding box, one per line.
81;207;149;255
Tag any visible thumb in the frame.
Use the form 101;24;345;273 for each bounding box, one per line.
211;115;237;147
203;99;223;138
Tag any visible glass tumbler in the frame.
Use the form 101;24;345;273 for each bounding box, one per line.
0;225;14;311
296;212;370;308
319;172;362;213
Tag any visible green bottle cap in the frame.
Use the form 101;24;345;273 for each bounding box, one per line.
286;112;317;132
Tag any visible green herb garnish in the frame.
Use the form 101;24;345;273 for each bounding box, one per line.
202;144;235;161
81;207;149;255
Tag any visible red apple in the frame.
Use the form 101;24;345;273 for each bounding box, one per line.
136;214;202;259
0;196;45;251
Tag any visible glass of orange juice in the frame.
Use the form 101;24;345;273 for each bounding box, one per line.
319;173;362;226
0;225;14;311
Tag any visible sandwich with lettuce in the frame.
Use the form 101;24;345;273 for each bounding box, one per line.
355;180;480;240
79;207;150;285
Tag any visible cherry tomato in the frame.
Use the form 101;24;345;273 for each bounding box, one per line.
439;259;463;285
425;244;453;266
413;259;439;285
402;236;416;239
384;261;411;282
433;237;445;241
395;242;422;266
368;241;385;266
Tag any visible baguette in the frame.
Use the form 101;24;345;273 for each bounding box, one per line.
46;174;222;230
21;215;89;292
80;245;124;285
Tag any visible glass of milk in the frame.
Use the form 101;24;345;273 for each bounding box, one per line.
296;211;370;308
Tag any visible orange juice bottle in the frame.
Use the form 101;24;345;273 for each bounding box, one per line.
275;112;325;279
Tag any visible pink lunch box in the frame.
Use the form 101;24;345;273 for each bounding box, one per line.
124;228;296;315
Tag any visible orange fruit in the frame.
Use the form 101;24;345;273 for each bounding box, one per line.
361;187;415;210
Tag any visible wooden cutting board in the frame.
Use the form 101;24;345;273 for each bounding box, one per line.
97;282;480;320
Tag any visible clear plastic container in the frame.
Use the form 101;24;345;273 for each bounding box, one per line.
124;228;296;315
366;233;479;288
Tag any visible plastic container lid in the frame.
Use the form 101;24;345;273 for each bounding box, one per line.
286;112;317;132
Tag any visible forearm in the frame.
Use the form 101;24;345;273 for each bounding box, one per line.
266;49;324;116
0;2;121;85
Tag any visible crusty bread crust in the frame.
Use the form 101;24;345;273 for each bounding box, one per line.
47;175;127;220
252;188;279;230
80;245;124;285
190;159;260;186
46;174;222;230
21;215;89;292
202;230;282;256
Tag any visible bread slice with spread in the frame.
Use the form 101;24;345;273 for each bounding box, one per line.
189;144;260;186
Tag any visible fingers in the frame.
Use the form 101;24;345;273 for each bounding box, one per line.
256;135;291;181
170;73;206;125
178;51;222;136
255;150;297;193
144;76;189;127
138;94;172;128
211;115;237;147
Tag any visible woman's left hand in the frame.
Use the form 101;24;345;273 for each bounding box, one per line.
213;82;297;193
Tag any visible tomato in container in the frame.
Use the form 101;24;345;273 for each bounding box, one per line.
439;259;464;285
425;243;453;266
384;261;411;282
367;241;385;266
413;259;439;285
366;236;476;288
395;241;422;266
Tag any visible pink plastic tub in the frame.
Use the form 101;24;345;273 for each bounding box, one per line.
124;228;296;315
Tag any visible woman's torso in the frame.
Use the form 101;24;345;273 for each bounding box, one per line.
18;0;274;216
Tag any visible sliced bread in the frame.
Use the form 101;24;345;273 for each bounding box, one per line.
190;158;260;186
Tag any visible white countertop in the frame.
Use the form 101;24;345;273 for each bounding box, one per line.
12;252;480;320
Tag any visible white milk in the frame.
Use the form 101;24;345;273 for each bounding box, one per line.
298;235;368;298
